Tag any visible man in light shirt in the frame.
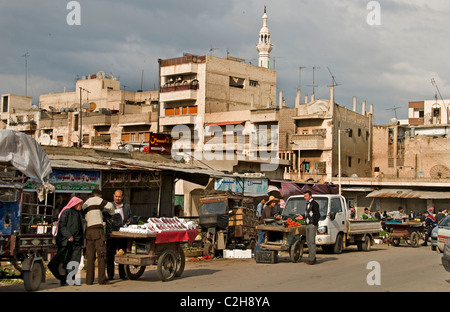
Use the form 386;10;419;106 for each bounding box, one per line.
82;189;114;285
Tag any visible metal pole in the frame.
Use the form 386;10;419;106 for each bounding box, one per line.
338;130;342;195
79;87;82;147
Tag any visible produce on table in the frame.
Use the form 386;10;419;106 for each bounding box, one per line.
119;217;197;234
286;214;305;227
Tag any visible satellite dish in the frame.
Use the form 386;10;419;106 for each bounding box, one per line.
82;102;91;109
39;134;51;146
417;171;425;178
88;102;96;111
124;144;133;152
389;118;399;125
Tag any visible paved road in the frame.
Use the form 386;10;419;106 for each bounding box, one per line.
1;244;449;293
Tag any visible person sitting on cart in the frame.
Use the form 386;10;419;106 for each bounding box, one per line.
255;196;281;253
421;211;438;246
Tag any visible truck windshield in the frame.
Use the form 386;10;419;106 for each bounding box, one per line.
283;197;328;221
201;201;227;215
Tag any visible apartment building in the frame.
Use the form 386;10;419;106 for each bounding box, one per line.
282;87;373;182
38;72;159;149
0;94;38;138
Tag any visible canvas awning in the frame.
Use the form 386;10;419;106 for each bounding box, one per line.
367;189;450;199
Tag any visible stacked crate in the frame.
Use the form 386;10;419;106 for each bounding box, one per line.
228;207;257;240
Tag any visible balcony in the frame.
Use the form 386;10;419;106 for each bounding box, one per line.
160;83;199;102
290;134;325;150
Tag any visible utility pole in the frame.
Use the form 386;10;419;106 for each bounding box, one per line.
22;52;29;96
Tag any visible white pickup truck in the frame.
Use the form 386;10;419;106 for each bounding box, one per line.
283;194;381;253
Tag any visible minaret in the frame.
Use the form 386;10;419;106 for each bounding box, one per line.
256;6;273;69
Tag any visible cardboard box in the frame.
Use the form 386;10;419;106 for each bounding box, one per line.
223;249;234;258
234;249;252;259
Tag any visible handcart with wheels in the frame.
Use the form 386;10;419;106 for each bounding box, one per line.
0;130;55;291
385;221;425;247
256;220;306;263
110;228;198;282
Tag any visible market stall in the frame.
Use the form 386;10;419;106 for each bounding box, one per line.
110;217;198;281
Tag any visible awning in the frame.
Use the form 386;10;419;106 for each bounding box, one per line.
367;189;450;200
205;121;246;127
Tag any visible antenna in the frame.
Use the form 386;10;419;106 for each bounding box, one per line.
385;106;401;119
22;52;30;96
209;45;218;56
307;65;320;95
431;78;448;123
298;66;306;91
327;67;341;87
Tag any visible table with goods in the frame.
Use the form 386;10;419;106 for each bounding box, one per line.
110;217;198;281
255;214;306;263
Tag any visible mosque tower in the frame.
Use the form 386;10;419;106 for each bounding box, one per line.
256;6;273;69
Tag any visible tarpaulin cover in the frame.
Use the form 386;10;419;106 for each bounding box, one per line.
0;130;52;182
280;181;338;198
155;229;199;245
0;130;54;200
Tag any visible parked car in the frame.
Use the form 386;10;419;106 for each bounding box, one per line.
442;239;450;273
431;225;439;251
437;215;450;253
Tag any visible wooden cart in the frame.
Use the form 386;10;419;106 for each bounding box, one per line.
256;223;306;262
385;221;425;247
110;229;198;282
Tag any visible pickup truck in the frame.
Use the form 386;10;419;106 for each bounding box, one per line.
283;194;381;253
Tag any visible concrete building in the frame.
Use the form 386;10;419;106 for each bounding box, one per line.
0;94;38;138
283;88;374;183
38;72;159;149
408;98;450;126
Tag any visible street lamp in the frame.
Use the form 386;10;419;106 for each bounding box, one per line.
338;129;350;195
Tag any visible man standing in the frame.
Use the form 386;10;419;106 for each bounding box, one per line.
106;189;131;280
303;191;320;265
256;198;265;218
82;189;115;285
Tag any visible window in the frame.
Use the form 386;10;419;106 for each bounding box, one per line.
330;198;343;214
229;76;245;89
358;128;361;137
249;80;258;87
2;96;8;113
348;157;352;167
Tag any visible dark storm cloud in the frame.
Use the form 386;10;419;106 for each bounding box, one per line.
1;0;450;123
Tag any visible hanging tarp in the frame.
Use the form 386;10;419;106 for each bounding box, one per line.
0;130;54;200
279;180;338;198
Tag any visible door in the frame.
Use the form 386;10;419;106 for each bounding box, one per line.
329;197;346;243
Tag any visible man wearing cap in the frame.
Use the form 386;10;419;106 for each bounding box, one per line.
82;189;115;285
255;196;281;253
303;191;320;265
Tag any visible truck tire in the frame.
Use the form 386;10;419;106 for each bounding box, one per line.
357;235;372;251
333;233;343;254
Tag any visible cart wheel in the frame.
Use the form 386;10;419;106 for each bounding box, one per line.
392;238;400;246
290;239;304;263
157;249;177;282
23;261;43;291
175;246;185;277
410;232;420;248
125;265;146;280
203;242;215;259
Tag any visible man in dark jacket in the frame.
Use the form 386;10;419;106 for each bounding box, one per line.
303;191;320;265
49;197;84;286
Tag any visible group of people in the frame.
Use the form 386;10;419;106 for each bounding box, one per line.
255;191;320;265
48;189;131;286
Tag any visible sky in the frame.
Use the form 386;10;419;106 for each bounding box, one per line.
1;0;450;124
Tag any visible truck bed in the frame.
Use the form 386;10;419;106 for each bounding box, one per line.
348;220;381;234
